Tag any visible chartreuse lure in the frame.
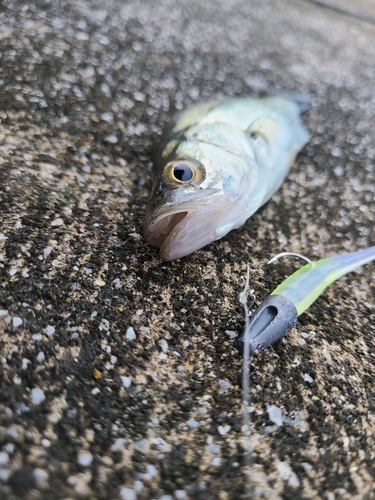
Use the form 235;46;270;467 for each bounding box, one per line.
238;246;375;356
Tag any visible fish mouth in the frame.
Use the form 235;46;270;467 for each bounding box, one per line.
144;210;189;250
143;190;228;261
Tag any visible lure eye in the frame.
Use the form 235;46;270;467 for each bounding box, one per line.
164;160;205;185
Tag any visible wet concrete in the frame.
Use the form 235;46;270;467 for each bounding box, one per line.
1;0;375;498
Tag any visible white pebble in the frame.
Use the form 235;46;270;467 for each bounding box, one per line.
4;443;15;454
135;440;146;449
304;373;313;383
100;112;113;122
136;309;143;316
301;462;313;473
277;462;300;487
160;496;173;500
267;405;283;427
126;327;136;340
105;134;118;144
43;247;52;259
99;319;110;331
186;420;199;428
13;317;22;328
67;473;91;495
22;358;31;369
121;376;132;388
91;388;100;395
175;491;187;499
146;464;157;477
31;388;45;405
334;165;344;176
218;425;231;435
48;412;60;424
119;487;137;500
33;468;48;487
153;437;166;446
158;339;168;353
225;330;238;338
207;444;220;454
41;439;51;448
133;480;144;493
44;325;55;336
110;438;126;451
78;452;93;467
36;351;44;363
218;379;232;393
0;452;9;465
0;469;10;482
182;340;189;347
0;310;9;317
211;457;221;466
6;426;18;438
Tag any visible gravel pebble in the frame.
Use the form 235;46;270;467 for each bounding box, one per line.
31;388;45;405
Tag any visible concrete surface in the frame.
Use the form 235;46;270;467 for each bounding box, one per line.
1;0;375;498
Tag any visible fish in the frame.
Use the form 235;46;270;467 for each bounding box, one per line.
143;96;309;261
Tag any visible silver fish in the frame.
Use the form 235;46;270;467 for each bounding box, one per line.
144;96;309;261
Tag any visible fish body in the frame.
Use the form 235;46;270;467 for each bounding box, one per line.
144;96;309;261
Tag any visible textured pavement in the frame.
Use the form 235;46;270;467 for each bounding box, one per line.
1;0;375;499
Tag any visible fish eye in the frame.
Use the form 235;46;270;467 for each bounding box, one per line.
173;163;194;182
164;160;205;185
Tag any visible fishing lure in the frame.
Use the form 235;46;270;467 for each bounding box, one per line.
238;245;375;356
144;96;309;261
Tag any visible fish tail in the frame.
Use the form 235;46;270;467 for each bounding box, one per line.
264;91;311;114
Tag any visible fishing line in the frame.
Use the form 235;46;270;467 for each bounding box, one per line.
304;0;375;25
239;266;256;493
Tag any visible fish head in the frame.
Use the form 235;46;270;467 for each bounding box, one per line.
143;155;256;261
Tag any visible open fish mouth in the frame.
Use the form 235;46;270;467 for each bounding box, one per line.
144;210;189;250
143;190;229;261
144;206;201;261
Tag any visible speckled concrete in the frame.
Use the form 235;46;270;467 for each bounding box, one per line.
1;0;375;499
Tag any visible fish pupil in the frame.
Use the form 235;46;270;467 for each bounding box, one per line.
173;164;194;182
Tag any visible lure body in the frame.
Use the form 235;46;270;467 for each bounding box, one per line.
272;245;375;315
144;96;309;261
238;245;375;355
